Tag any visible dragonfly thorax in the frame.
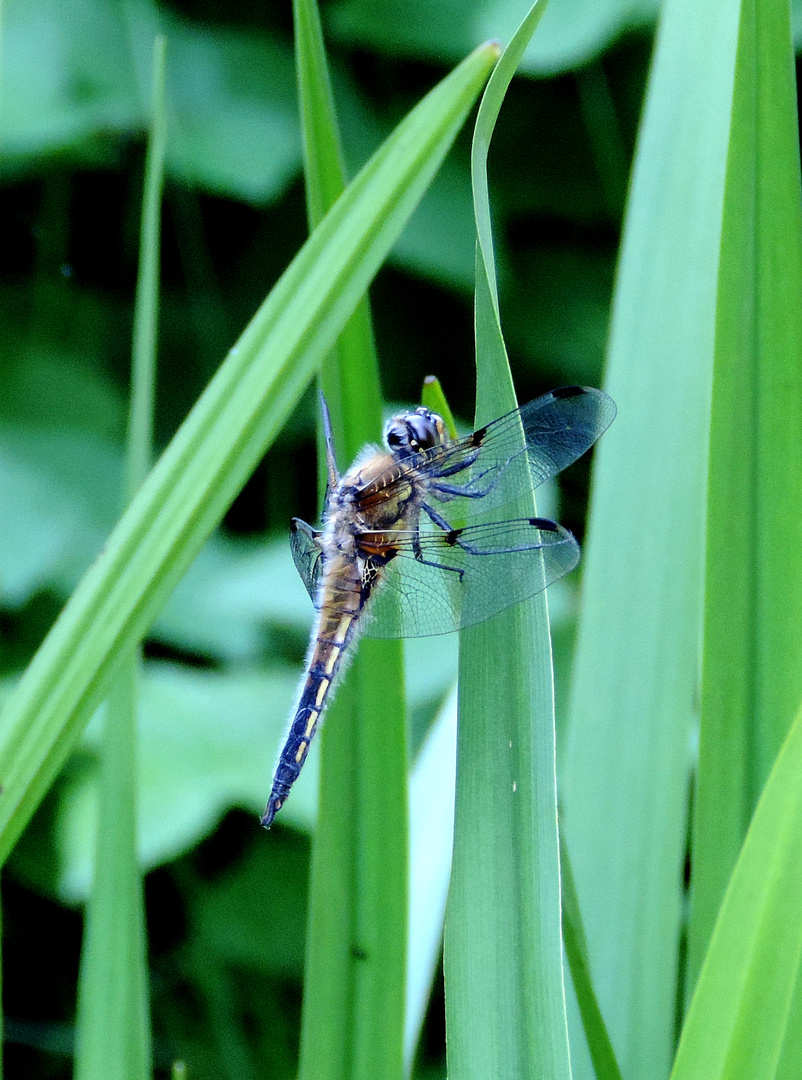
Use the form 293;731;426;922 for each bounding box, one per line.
385;407;446;458
331;449;421;536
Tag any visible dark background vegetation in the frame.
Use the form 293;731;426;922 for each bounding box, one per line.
4;0;787;1075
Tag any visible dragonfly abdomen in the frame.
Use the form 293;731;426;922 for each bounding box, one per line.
261;561;364;828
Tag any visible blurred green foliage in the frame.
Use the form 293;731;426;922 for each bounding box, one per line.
0;0;742;1074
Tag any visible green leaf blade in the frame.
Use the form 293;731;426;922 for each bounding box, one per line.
445;5;573;1078
689;0;802;996
671;702;802;1080
562;0;743;1075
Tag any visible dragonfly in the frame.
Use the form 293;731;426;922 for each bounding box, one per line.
262;384;616;828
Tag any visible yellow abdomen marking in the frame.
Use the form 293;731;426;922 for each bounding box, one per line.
323;645;339;677
315;676;330;708
303;707;320;739
324;617;353;674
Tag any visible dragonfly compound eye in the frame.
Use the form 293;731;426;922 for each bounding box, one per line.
386;409;445;455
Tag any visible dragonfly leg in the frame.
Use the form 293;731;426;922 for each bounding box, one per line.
412;509;466;580
421;501;456;532
429;470;504;501
430;446;528;501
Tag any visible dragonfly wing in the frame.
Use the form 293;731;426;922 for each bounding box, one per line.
517;385;616;484
290;517;324;603
363;517;580;639
421;385;616;519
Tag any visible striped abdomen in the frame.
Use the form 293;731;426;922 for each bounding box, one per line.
261;558;364;827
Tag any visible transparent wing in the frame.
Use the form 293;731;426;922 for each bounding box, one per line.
289;517;324;603
362;517;579;639
357;385;617;522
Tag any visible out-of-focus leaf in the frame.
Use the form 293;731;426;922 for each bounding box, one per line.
0;0;304;202
393;159;476;288
0;424;313;659
793;0;802;49
0;417;320;659
57;663;303;902
328;0;660;76
0;0;141;164
164;22;301;203
505;247;613;386
0;424;123;607
2;349;126;439
190;828;310;976
335;76;478;289
156;539;312;662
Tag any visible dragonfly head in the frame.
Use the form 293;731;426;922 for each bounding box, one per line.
385;407;447;458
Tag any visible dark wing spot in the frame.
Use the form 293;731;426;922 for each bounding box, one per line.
446;528;464;545
530;517;559;531
470;425;488;445
551;385;586;399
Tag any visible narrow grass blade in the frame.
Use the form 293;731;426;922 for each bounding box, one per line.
560;834;623;1080
687;0;802;998
75;37;166;1079
293;5;408;1079
74;672;151;1079
562;0;742;1076
670;698;802;1080
445;4;573;1079
0;41;497;865
421;375;458;440
125;34;167;501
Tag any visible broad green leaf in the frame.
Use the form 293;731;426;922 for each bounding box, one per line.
0;0;141;161
445;4;572;1079
562;0;741;1076
688;0;802;1004
0;39;497;866
671;698;802;1080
